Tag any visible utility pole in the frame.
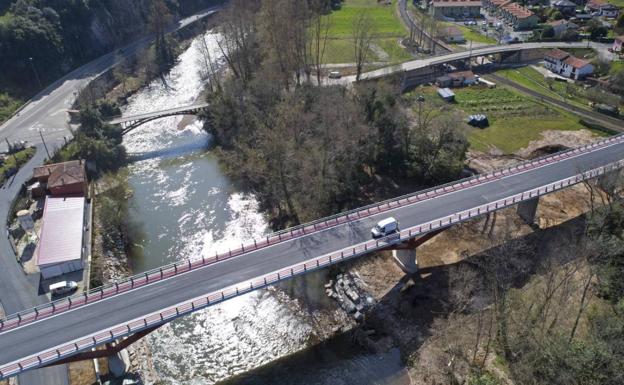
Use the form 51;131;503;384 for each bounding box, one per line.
39;130;51;159
28;57;43;89
5;138;18;166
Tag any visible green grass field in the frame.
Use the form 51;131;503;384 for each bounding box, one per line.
0;147;35;185
421;86;594;153
495;67;593;109
322;0;409;64
440;22;497;45
0;92;24;125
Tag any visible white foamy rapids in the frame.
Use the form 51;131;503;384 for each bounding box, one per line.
122;32;222;154
122;32;322;384
147;194;317;385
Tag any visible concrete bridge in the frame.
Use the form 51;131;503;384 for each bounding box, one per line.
349;41;598;89
106;103;209;134
106;42;599;134
1;133;624;379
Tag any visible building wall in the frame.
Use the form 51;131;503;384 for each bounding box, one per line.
40;260;84;280
49;182;87;197
432;5;482;18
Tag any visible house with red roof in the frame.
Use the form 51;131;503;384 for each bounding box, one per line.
544;49;594;80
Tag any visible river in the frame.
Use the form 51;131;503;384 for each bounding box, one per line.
120;31;409;385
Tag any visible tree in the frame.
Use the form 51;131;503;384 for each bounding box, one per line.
148;0;175;75
216;0;260;87
587;19;608;40
309;0;332;86
352;10;375;81
541;25;555;39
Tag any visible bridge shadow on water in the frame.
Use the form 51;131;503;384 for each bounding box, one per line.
126;140;212;163
217;214;587;385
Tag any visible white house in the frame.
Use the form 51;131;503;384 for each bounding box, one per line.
561;56;594;80
544;49;594;80
585;0;620;18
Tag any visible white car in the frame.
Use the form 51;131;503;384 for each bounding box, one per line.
328;71;342;79
50;281;78;296
371;217;399;238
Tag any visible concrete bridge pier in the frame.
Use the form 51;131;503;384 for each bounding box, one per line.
393;249;418;274
517;197;539;224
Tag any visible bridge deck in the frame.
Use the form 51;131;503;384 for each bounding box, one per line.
1;134;623;376
107;103;209;125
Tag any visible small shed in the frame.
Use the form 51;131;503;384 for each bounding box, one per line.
437;87;456;102
467;114;489;128
36;196;85;279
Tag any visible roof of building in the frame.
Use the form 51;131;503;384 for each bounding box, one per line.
546;48;571;60
547;19;579;28
490;0;511;6
437;88;456;98
439;26;464;36
47;161;87;190
448;70;477;80
501;2;535;18
563;56;592;69
586;0;606;6
553;0;577;6
36;196;85;266
432;0;482;6
33;160;85;181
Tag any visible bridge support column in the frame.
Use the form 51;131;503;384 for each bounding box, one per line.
393;249;418;274
517;197;539;225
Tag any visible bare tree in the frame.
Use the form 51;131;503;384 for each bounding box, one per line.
197;34;222;93
352;10;375;82
309;0;331;86
216;0;259;87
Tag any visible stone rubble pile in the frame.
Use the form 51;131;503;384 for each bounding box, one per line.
325;272;375;322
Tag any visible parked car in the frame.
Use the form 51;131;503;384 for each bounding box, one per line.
328;71;342;79
50;281;78;296
371;217;399;238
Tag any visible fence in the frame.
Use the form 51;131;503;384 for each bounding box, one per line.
2;155;623;379
0;133;622;338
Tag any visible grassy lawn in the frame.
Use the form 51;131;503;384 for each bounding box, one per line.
0;92;24;125
414;86;594;153
0;147;35;185
322;0;409;64
495;66;593;109
456;25;497;45
441;22;497;45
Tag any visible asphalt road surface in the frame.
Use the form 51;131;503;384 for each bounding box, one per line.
0;8;220;384
2;136;624;374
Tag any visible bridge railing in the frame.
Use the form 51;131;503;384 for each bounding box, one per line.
2;156;624;380
0;133;623;336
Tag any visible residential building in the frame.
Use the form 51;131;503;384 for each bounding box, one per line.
36;196;85;279
547;19;579;38
613;35;624;53
430;0;482;19
544;48;572;73
482;0;511;13
585;0;620;17
438;25;466;42
544;49;594;79
437;70;478;87
551;0;577;16
498;2;539;29
33;160;88;197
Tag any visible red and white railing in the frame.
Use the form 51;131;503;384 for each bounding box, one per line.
2;155;623;379
0;133;622;339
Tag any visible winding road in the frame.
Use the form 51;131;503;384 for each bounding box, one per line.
0;7;220;385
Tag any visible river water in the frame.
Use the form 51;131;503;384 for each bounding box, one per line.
120;31;408;385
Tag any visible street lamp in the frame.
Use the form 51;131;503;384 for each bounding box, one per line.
28;57;42;89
